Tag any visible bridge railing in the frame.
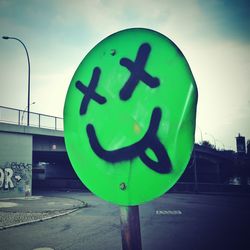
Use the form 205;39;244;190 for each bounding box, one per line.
0;106;63;130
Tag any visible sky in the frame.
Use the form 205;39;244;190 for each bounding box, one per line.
0;0;249;150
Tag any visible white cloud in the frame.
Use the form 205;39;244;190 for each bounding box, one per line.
0;0;249;149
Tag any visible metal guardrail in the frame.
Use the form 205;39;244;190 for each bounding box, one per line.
0;106;63;130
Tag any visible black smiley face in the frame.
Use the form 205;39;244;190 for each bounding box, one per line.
75;43;172;174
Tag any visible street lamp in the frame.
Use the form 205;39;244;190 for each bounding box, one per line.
21;101;35;125
215;139;225;150
197;126;203;144
2;36;31;126
205;132;216;149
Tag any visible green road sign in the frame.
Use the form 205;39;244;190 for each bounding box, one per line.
64;28;198;206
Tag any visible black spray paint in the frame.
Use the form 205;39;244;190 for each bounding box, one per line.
76;67;107;115
87;108;171;173
75;43;172;174
119;43;160;100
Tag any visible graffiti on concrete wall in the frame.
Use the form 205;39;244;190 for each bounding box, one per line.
0;162;32;195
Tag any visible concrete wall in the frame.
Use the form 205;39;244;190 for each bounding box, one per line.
0;131;32;198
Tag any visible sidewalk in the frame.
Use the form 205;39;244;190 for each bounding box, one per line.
0;195;87;230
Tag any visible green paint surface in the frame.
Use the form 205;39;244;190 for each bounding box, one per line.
64;28;198;205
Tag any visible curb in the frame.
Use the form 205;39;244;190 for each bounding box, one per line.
0;202;87;230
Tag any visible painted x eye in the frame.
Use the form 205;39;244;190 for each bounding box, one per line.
76;67;107;115
119;43;160;101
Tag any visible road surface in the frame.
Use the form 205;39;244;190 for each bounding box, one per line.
0;191;249;250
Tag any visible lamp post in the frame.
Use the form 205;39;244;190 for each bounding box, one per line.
215;139;225;150
205;132;216;149
197;126;203;144
21;101;35;125
2;36;31;126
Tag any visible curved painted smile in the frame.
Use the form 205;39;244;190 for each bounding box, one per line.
86;107;171;173
77;43;172;174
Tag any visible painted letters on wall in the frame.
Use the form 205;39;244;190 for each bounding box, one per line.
0;131;33;198
0;162;32;196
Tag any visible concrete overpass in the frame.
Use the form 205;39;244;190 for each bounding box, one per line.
0;106;236;197
0;105;76;197
0;120;75;198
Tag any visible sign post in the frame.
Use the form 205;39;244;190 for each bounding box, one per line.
64;28;198;249
120;206;142;250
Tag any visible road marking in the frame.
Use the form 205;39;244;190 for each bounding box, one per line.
156;210;182;215
33;248;54;250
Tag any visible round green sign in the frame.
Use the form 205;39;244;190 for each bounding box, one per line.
64;28;198;206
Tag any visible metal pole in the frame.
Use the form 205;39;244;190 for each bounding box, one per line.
18;110;20;125
197;126;203;144
120;205;142;250
2;36;31;126
205;132;216;149
216;139;225;150
38;114;41;128
21;107;26;125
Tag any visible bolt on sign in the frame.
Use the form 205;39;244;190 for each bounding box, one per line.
64;28;198;206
